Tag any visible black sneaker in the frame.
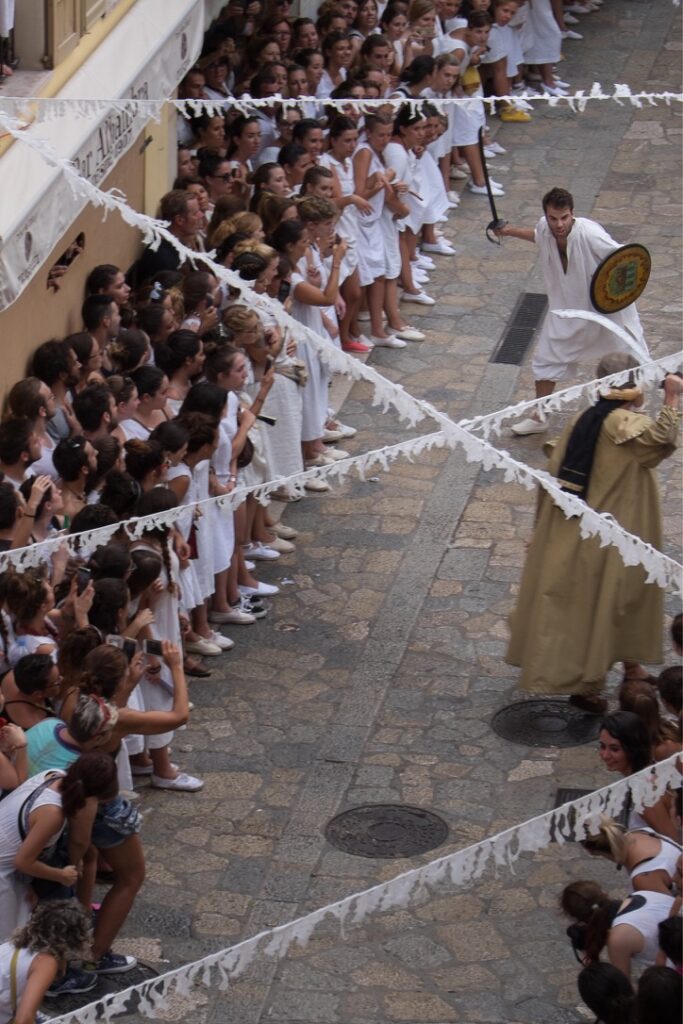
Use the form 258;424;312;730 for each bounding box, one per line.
45;967;98;998
242;596;267;619
86;951;137;974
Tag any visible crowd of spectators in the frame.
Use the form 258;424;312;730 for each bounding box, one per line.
0;1;680;1020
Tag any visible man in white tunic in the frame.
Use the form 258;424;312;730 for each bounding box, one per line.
496;187;648;435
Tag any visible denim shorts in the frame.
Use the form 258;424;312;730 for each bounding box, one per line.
91;795;142;849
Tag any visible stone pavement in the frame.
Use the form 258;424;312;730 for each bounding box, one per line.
57;3;682;1022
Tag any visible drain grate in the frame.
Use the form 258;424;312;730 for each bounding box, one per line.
491;700;602;747
325;804;449;858
491;292;548;365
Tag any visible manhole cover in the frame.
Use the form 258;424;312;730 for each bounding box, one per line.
325;804;449;858
491;700;601;747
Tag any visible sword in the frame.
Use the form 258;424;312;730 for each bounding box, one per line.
478;127;507;245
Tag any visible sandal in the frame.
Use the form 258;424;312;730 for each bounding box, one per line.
568;693;608;715
183;657;212;678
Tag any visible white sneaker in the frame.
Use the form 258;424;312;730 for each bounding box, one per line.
446;190;460;204
272;521;298;539
422;239;456;256
489;178;504;189
511;417;548;436
554;78;571;88
210;630;235;651
239;581;280;597
243;542;280;561
483;146;498;159
412;269;430;283
486;141;507;154
369;334;407;348
151;772;204;792
468;182;505;197
357;309;372;321
303;477;331;492
450;164;469;180
322;426;343;442
401;290;435;306
395;326;425;342
562;29;583;38
322;447;350;461
333;421;357;438
542;84;568;96
564;12;579;22
209;604;256;625
415;254;436;269
304;454;335;468
185;637;222;657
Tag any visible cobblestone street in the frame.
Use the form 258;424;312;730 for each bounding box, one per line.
74;3;681;1022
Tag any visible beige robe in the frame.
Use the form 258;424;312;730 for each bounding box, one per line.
506;404;679;695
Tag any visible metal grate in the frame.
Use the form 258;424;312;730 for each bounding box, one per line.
325;804;449;859
491;699;602;747
491;292;548;365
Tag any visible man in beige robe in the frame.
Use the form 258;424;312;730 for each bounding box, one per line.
506;359;681;713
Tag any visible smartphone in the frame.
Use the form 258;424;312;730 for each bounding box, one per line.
277;280;291;303
106;634;137;662
142;638;164;656
256;413;277;426
76;567;92;594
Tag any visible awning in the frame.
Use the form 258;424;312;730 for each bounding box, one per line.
0;0;204;310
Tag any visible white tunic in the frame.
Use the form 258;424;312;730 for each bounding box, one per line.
532;217;648;381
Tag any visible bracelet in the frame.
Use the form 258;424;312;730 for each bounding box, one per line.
228;474;237;482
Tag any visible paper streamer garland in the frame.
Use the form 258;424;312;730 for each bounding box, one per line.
0;84;681;126
46;754;681;1024
0;111;680;593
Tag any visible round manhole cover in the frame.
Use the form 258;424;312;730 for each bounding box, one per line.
491;700;602;747
325;804;449;858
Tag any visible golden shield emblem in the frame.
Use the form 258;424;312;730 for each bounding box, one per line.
590;243;651;314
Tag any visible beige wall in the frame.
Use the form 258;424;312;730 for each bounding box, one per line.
0;112;174;398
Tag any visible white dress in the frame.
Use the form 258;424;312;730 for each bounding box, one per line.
523;0;562;64
244;361;304;482
384;141;427;236
532;217;649;381
417;148;450;224
119;418;151;440
354;143;388;287
165;463;203;611
0;771;64;940
449;42;487;148
131;541;182;750
319;151;360;273
210;409;237;574
291;251;332;443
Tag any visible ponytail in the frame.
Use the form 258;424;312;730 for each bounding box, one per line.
61;751;117;817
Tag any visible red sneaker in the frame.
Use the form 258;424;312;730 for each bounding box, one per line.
342;339;371;353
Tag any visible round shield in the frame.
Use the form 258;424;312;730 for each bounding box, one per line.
590;243;651;314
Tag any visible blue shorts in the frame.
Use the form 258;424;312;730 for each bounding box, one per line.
91;796;141;849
